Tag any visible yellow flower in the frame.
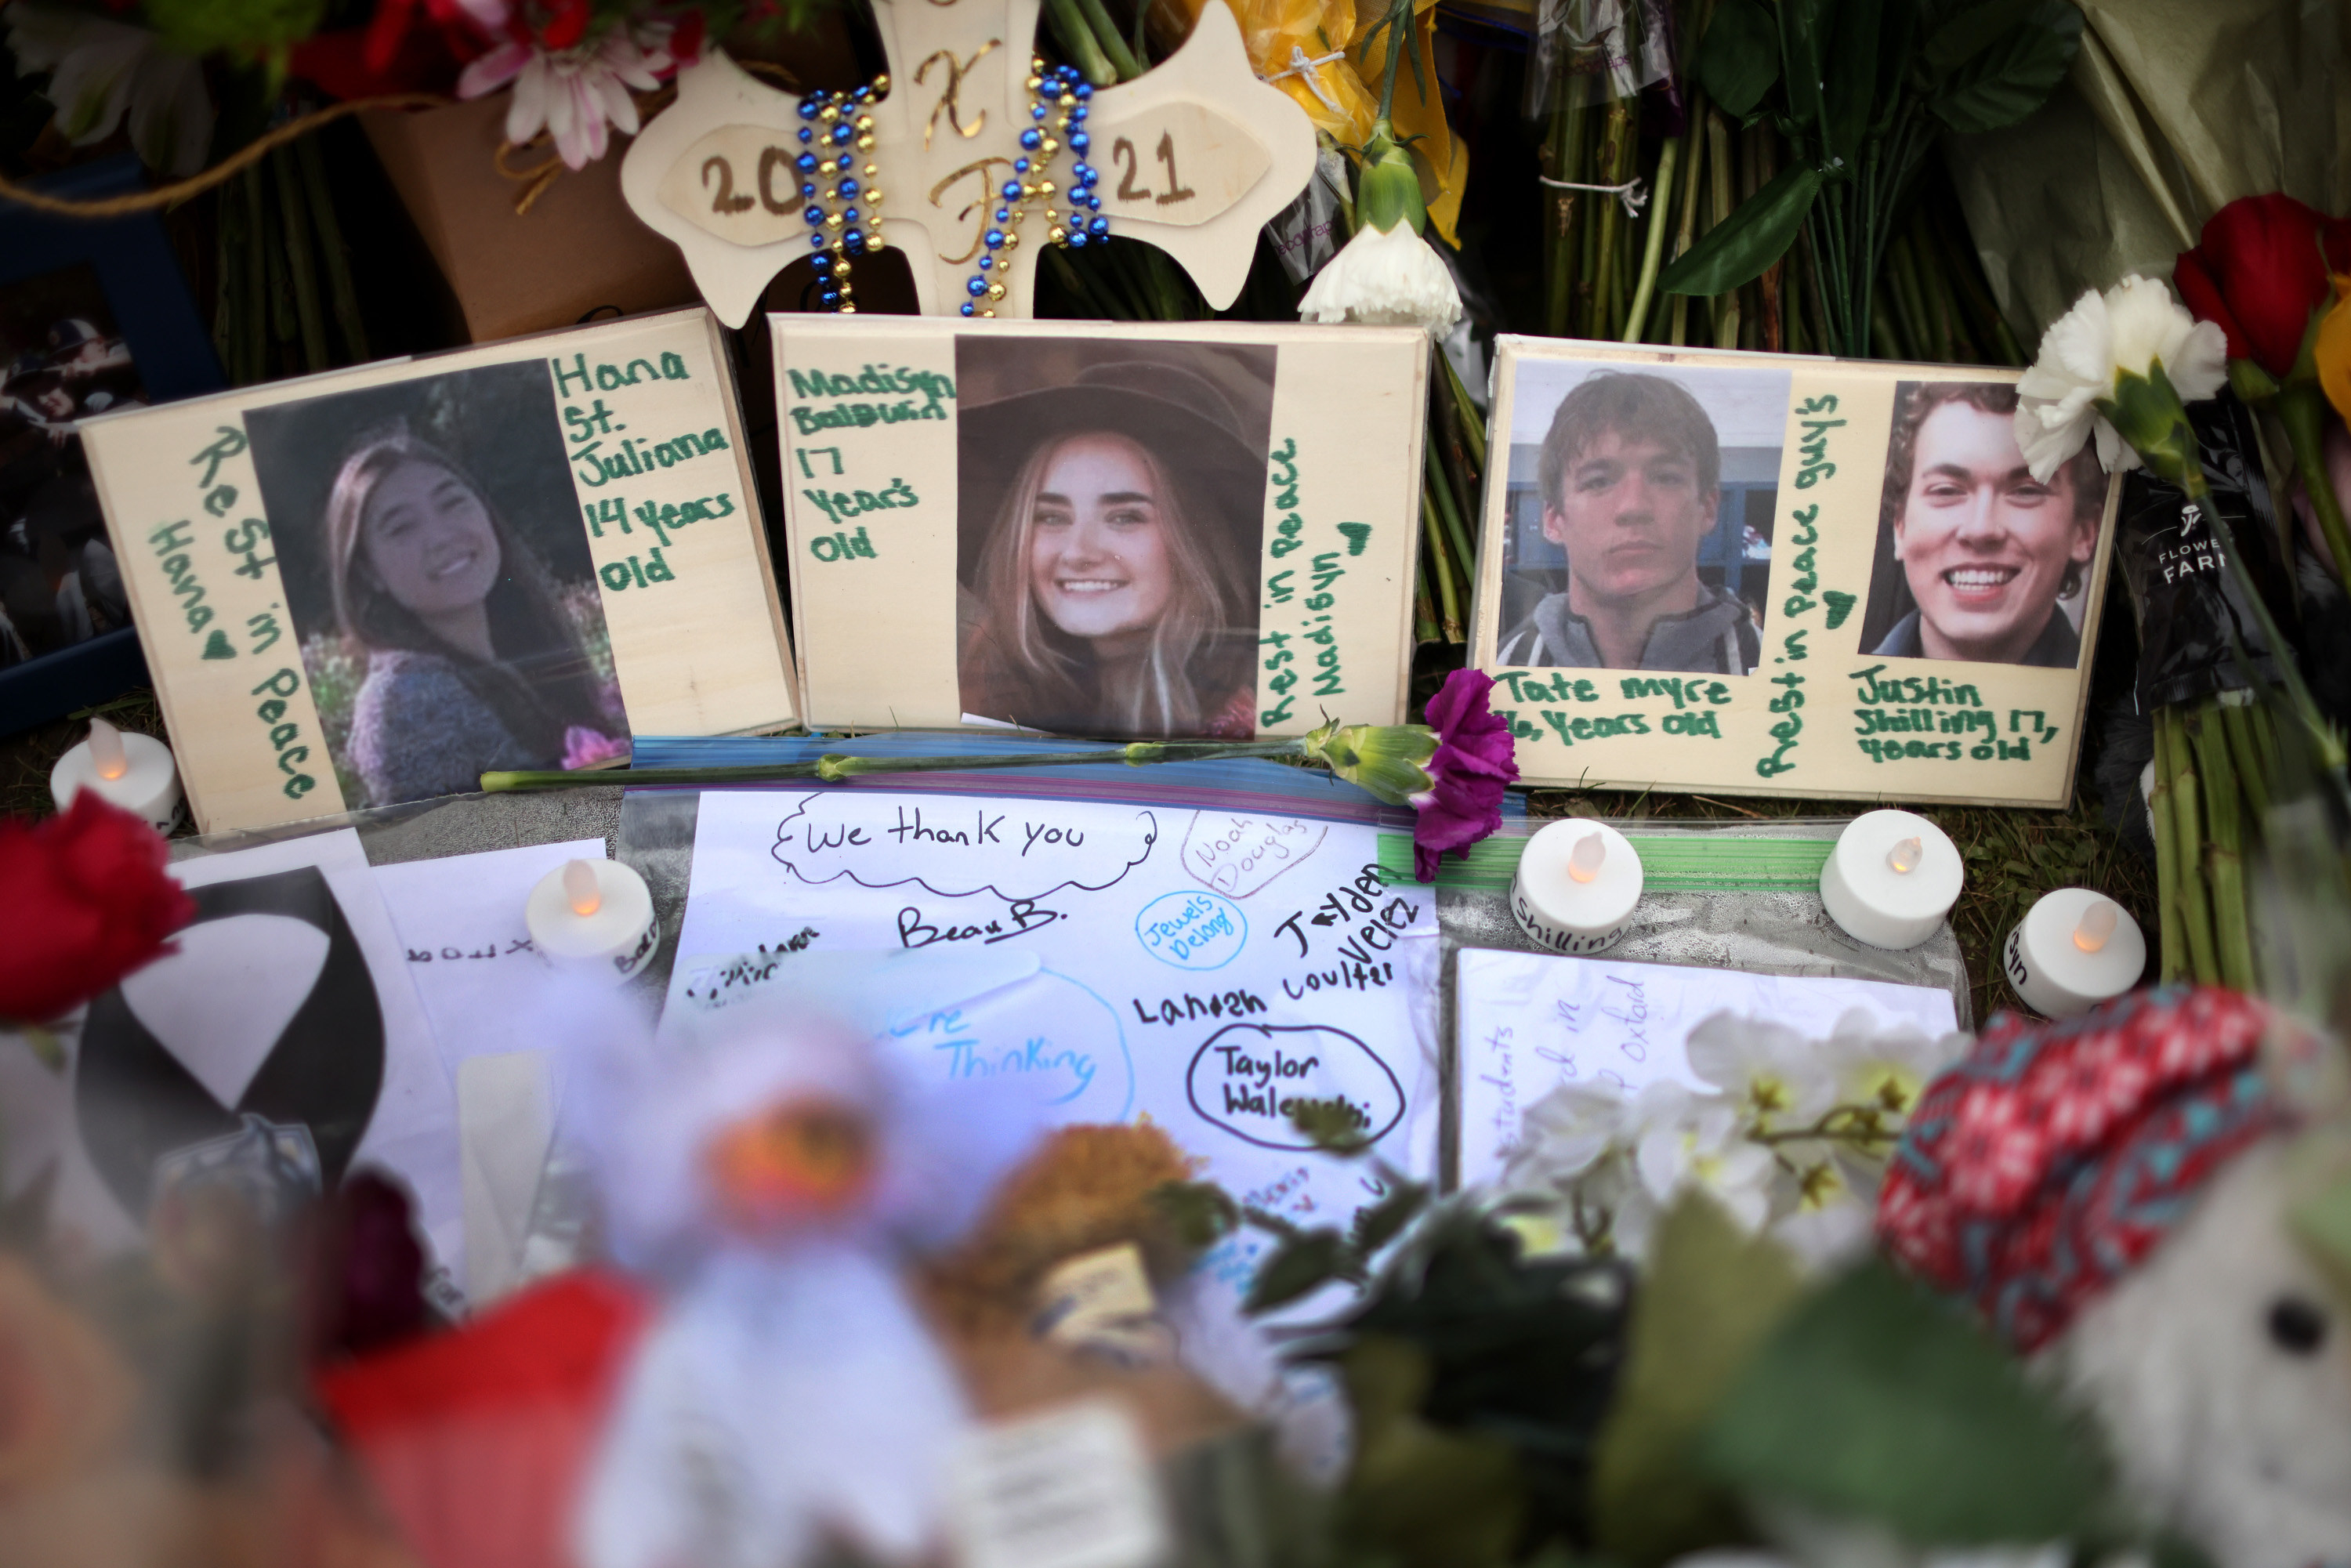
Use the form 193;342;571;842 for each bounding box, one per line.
2320;274;2351;427
1179;0;1466;247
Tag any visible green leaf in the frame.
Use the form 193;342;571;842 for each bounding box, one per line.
1659;161;1824;296
1152;1179;1240;1251
1697;1258;2109;1544
1691;0;1781;119
1820;0;1886;158
1246;1228;1351;1313
1592;1193;1807;1567
1339;1337;1527;1568
1351;1178;1433;1256
1778;0;1835;129
1925;0;2083;134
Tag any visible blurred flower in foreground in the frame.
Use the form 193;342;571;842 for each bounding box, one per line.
4;4;214;176
0;793;194;1028
0;1254;136;1494
1503;1011;1966;1267
1299;121;1462;335
573;995;1040;1568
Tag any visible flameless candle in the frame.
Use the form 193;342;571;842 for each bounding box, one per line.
526;856;657;984
1511;818;1642;955
2004;888;2145;1018
49;718;180;833
1819;809;1962;951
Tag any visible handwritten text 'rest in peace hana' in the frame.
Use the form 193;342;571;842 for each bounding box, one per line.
1258;436;1373;728
783;362;953;566
552;350;740;596
145;424;320;800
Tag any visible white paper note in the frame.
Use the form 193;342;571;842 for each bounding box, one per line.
672;791;1442;1292
458;1052;556;1306
1455;947;1959;1190
371;838;609;1073
0;828;465;1298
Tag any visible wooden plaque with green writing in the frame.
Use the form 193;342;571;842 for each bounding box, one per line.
83;307;799;833
1466;339;2118;807
770;316;1426;740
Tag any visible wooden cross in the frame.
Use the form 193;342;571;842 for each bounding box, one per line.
621;0;1317;324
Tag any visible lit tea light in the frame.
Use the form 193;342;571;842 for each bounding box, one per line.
49;717;181;833
1511;818;1642;955
2005;888;2145;1018
526;856;657;984
1820;809;1962;951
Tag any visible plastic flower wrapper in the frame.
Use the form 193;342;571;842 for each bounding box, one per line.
570;988;1043;1568
1299;120;1463;335
1299;668;1517;881
5;4;214;176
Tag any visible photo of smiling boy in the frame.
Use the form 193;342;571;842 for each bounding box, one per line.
1864;382;2106;668
1497;373;1762;675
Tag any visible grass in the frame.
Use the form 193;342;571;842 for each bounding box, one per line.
3;690;2155;1027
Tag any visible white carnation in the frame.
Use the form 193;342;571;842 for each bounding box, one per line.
2015;273;2229;483
1298;219;1464;337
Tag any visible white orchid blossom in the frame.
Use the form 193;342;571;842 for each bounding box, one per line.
2015;273;2229;482
458;19;677;170
5;4;212;176
1631;1081;1777;1232
1686;1012;1835;1135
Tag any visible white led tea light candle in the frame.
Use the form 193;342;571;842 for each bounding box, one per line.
526;857;657;984
1820;809;1962;951
2004;888;2145;1019
49;717;180;833
1511;818;1642;955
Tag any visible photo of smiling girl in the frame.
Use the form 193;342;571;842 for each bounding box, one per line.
955;343;1273;738
1862;382;2109;668
246;362;626;808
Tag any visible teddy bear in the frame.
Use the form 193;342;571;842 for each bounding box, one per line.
1878;984;2351;1568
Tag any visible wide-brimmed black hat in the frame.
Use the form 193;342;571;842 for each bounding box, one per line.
955;359;1269;588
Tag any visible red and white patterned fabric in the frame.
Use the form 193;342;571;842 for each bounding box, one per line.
1876;985;2291;1352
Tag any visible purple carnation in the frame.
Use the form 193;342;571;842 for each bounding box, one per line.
1411;669;1518;881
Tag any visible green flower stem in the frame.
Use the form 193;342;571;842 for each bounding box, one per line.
1041;0;1118;88
2219;693;2273;825
270;147;329;375
2160;707;2221;986
1422;481;1464;642
1424;439;1477;589
2146;732;2185;983
1621;136;1679;344
2186;701;2257;992
482;739;1310;794
1543;101;1589;337
1441;351;1486;469
295;132;368;364
1586;97;1636;339
2276;381;2351;591
1072;0;1143;81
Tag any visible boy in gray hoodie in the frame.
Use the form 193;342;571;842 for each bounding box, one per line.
1497;372;1757;676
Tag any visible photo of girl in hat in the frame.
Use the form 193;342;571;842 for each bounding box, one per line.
245;361;627;808
955;341;1275;739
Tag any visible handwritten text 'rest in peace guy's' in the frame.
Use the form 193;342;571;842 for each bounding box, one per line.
1754;394;1843;780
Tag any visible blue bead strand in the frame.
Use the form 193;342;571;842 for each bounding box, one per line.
955;59;1108;318
795;74;891;313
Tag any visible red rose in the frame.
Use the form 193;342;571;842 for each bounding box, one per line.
2175;194;2351;380
0;794;194;1025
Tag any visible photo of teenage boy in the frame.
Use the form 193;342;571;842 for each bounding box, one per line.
1497;373;1759;675
1865;382;2105;668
